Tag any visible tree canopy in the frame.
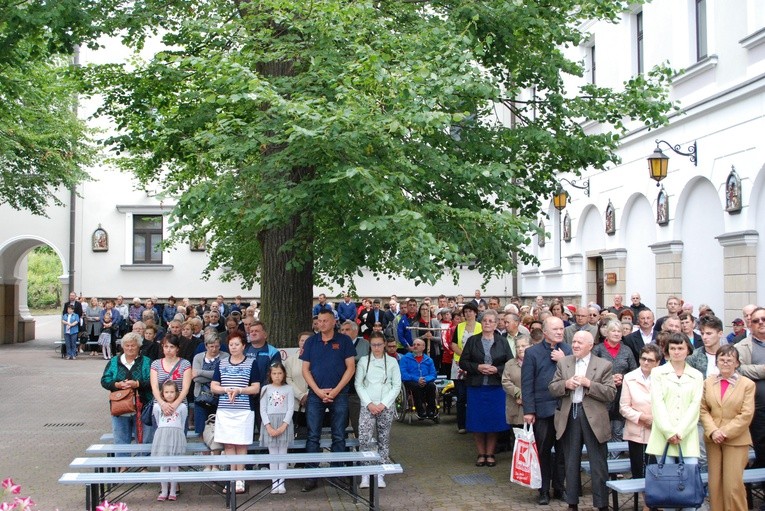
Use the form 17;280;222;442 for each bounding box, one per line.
81;0;676;343
0;0;96;215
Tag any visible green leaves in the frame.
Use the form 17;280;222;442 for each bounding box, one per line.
82;0;671;288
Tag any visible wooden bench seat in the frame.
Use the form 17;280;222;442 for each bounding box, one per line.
86;437;360;455
71;451;380;470
60;462;402;511
606;467;765;511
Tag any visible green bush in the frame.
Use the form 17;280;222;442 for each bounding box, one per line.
27;246;62;309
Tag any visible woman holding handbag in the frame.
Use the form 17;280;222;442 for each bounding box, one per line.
700;345;755;511
100;333;152;457
646;333;704;511
192;332;228;435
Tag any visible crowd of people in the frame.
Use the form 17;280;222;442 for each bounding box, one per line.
89;290;763;510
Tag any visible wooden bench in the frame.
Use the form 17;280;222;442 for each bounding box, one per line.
553;441;628;455
99;425;348;442
60;462;402;511
71;451;380;470
86;438;361;456
70;452;380;509
605;467;765;511
99;431;199;442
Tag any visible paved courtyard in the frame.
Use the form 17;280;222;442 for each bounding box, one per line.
0;315;577;511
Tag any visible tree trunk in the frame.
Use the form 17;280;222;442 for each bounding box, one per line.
257;213;313;348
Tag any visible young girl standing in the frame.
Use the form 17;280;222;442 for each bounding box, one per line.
101;311;113;360
259;362;294;494
152;380;188;501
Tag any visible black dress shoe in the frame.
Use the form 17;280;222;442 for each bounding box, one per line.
537;491;550;505
567;506;578;511
597;507;608;511
301;479;318;492
553;489;566;500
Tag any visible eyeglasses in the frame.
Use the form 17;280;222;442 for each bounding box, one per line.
590;313;599;317
751;318;765;325
640;357;657;363
370;343;385;348
717;359;737;365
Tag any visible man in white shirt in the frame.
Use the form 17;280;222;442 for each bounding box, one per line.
549;331;616;511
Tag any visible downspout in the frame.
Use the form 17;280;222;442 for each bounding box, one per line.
68;45;80;294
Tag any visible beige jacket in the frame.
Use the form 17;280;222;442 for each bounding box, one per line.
501;359;524;425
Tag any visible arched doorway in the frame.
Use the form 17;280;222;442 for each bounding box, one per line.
0;236;67;344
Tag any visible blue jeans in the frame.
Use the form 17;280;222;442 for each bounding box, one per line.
306;389;349;454
64;332;78;358
111;414;137;458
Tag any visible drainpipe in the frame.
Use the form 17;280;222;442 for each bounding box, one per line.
68;45;80;295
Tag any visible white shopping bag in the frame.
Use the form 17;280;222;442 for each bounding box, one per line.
510;423;542;489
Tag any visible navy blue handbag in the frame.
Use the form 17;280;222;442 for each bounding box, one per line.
644;444;705;509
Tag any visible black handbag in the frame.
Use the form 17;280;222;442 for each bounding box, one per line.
644;443;706;509
141;398;155;426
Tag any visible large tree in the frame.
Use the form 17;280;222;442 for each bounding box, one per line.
0;0;97;215
83;0;675;346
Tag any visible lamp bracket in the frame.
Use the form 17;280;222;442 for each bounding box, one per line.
655;139;697;166
559;177;590;197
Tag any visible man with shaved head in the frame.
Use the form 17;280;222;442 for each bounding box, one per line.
521;317;572;504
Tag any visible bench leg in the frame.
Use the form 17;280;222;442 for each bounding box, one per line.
87;483;99;511
228;480;236;511
633;491;638;511
368;476;378;511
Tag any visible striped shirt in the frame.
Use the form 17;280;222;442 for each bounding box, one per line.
213;357;258;411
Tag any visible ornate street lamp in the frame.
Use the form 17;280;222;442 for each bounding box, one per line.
647;139;697;185
553;183;568;211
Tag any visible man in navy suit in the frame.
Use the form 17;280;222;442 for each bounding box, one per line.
521;316;572;505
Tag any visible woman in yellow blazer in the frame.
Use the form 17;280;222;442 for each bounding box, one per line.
700;344;755;511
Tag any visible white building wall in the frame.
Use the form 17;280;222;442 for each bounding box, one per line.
518;0;764;322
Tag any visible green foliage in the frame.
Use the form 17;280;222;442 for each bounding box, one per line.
81;0;676;288
0;0;96;216
27;246;63;309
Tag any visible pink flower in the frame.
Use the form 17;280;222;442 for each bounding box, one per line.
12;497;33;510
0;502;16;511
1;479;20;495
113;503;129;511
95;501;114;511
